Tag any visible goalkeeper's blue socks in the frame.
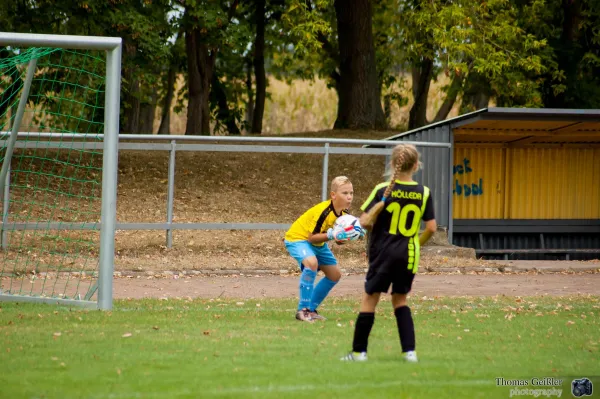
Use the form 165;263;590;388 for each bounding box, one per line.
310;277;337;311
298;268;317;311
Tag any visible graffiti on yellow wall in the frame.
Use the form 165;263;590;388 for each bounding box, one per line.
453;157;483;197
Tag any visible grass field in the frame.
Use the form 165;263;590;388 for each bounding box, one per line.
1;295;598;399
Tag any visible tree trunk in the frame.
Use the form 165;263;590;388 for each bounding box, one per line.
473;92;490;109
138;105;155;134
211;72;241;135
158;64;177;135
245;57;254;131
138;92;157;134
384;94;392;125
333;0;386;130
460;73;491;112
408;59;433;129
185;27;215;135
121;41;141;134
433;75;464;122
123;77;141;133
251;0;266;134
543;0;582;108
461;91;490;111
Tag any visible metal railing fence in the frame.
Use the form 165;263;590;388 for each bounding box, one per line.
0;132;451;248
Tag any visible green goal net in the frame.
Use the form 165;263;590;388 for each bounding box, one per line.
0;44;113;306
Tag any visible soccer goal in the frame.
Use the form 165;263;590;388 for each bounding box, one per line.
0;33;121;310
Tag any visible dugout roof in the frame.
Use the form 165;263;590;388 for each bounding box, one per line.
384;107;600;146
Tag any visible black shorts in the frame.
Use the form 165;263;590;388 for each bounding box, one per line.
364;264;415;295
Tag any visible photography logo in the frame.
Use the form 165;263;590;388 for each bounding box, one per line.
571;378;593;397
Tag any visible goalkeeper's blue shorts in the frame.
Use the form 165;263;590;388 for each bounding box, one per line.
284;240;337;269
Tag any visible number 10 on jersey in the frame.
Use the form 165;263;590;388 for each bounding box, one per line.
386;203;422;237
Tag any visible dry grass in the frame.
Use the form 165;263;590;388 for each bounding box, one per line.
14;69;462;135
155;73;463;135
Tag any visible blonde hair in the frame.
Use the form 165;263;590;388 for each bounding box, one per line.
363;144;420;228
330;175;352;192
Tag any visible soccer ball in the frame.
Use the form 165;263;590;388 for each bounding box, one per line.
333;214;363;241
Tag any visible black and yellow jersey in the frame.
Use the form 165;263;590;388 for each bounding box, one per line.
285;200;348;246
361;181;435;273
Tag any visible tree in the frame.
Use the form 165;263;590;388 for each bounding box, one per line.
520;0;600;109
181;0;243;135
398;0;556;128
158;30;187;135
333;0;386;129
210;67;242;135
232;0;287;134
251;0;267;133
373;1;409;127
0;0;173;134
283;0;386;130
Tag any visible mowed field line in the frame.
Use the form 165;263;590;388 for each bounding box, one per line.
94;378;494;399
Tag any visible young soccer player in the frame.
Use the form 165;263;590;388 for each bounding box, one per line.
341;144;437;362
284;176;362;322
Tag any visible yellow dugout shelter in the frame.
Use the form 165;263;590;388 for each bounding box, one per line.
382;108;600;260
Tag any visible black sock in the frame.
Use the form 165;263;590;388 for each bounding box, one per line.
352;312;375;353
394;306;415;352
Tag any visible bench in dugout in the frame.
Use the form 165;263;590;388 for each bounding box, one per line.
453;220;600;261
476;240;600;260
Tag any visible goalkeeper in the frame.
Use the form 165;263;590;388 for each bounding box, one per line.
284;176;363;322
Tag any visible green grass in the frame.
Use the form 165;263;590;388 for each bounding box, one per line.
0;296;599;399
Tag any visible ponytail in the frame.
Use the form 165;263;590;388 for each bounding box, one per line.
361;148;406;229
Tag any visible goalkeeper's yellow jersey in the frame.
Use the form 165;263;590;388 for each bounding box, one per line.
284;200;348;246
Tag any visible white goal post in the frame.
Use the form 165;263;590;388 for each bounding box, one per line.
0;32;121;310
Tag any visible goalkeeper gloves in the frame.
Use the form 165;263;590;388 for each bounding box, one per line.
327;225;360;241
